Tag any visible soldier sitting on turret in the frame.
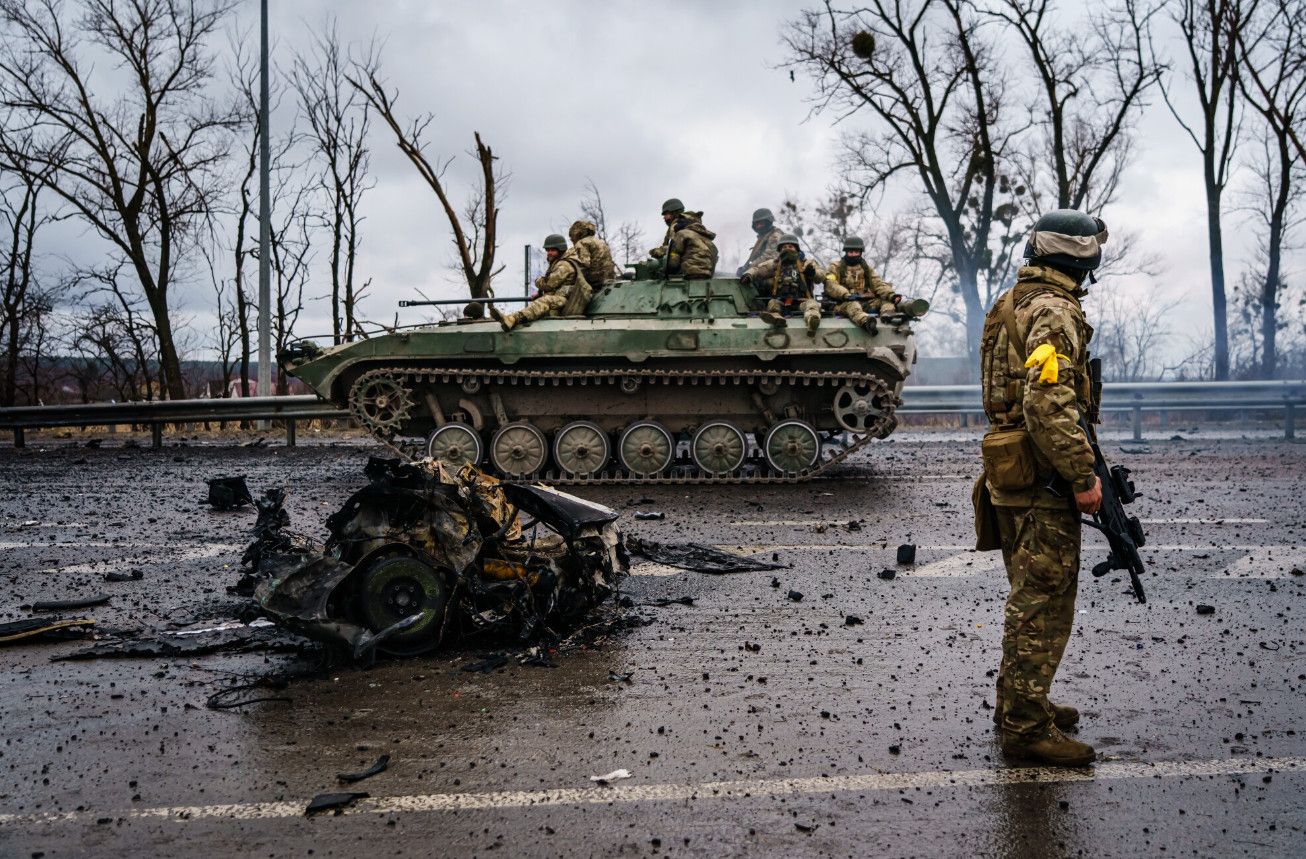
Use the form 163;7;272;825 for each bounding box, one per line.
823;235;929;333
568;219;616;285
741;234;823;335
490;234;592;332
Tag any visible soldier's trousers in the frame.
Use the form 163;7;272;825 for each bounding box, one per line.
517;281;593;323
834;299;895;325
766;297;820;328
994;505;1080;737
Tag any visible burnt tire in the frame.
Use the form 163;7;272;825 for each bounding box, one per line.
356;555;451;656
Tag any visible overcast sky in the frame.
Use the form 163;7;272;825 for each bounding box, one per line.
42;0;1304;358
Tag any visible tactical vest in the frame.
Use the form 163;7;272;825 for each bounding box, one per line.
832;259;872;294
771;261;811;303
544;257;593;316
980;282;1095;428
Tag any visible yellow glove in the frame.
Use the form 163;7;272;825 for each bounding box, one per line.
825;273;838;283
1024;343;1071;384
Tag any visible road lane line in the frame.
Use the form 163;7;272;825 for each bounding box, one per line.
35;544;242;575
1;756;1299;826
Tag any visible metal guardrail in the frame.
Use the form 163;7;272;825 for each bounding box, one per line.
1;381;1302;447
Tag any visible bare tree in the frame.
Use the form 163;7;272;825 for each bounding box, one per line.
264;178;313;395
611;221;645;270
1234;0;1306;378
0;138;56;406
784;1;1026;357
349;67;505;299
294;23;372;343
578;178;608;239
1090;286;1178;381
1156;0;1251;380
1235;0;1306;165
0;0;238;400
989;0;1162;213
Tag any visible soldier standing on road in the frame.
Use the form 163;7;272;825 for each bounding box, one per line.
568;220;616;285
490;234;592;332
974;209;1109;767
823;236;927;333
736;207;785;276
741;234;823;335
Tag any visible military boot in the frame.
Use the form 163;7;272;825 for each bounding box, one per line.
759;311;786;328
860;317;878;335
994;698;1080;729
805;310;820;336
489;307;518;332
1000;725;1095;767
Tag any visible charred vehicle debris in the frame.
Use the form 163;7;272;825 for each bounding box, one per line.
238;456;627;659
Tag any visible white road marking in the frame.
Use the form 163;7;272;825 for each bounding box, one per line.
734;518;1271;527
0;756;1299;826
1218;551;1306;579
632;544;1305;578
1141;518;1269;525
35;544;242;575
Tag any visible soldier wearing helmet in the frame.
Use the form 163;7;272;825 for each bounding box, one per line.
490;233;593;332
648;198;686;261
740;234;823;335
568;220;616;286
974;209;1110;768
823;236;927;333
736;207;785;276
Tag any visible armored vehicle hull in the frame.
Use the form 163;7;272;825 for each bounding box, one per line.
282;277;918;483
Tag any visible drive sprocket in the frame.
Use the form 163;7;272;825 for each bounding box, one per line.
349;370;415;436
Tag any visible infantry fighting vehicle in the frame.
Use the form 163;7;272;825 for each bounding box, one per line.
281;272;920;483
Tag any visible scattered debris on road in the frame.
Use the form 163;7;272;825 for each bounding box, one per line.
205;475;254;511
1196;604;1216;615
627;536;787;574
633;511;665;521
878;569;897;580
589;768;631;785
896;544;916;565
305;791;368;816
0;616;96;647
27;594;110;612
337;755;390;784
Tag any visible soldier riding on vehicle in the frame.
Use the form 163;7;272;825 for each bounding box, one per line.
490;233;592;332
568;219;616;286
742;233;823;335
737;207;784;276
823;236;928;333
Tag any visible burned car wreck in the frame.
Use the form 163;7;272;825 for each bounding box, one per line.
240;457;626;658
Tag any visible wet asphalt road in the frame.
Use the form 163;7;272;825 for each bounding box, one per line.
0;430;1303;858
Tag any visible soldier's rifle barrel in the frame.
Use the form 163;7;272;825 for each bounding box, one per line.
398;297;533;307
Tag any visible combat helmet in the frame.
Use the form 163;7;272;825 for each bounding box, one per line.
568;220;596;243
661;198;685;215
752;207;774;224
842;236;865;252
777;233;801;250
1024;209;1108;271
542;233;568;252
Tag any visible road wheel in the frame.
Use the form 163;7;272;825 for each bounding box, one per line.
355;555;450;656
490;421;548;478
691;421;747;476
763;419;821;474
618;421;675;477
426;423;482;469
553;421;610;477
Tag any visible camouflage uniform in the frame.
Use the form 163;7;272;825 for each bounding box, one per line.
823;258;901;325
741;225;784;273
980;263;1096;740
568;220;616;286
516;254;593;324
664;214;719;278
746;254;824;331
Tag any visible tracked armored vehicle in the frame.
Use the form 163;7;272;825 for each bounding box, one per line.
281;273;919;484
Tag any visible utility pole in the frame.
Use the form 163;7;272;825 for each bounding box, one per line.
257;0;272;412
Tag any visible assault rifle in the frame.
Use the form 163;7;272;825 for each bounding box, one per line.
1080;357;1148;603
